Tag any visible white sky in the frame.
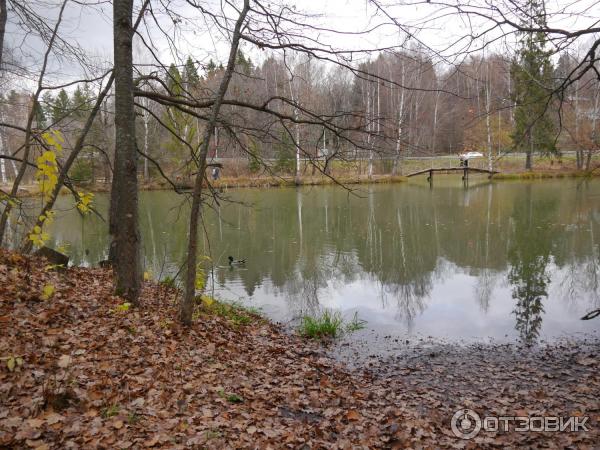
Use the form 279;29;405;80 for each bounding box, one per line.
4;0;600;89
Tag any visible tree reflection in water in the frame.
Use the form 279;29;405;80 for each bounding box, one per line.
12;179;600;341
507;184;555;344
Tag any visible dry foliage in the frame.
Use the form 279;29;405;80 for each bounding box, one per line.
0;249;598;448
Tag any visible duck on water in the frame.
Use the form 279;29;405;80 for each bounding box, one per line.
228;256;246;266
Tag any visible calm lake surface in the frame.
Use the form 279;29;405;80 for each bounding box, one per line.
17;177;600;345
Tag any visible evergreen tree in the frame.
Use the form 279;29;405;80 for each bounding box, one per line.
183;56;200;88
33;99;46;128
163;63;196;158
166;63;183;96
52;89;71;123
236;49;253;75
206;58;217;76
41;92;54;124
72;85;91;119
511;0;557;170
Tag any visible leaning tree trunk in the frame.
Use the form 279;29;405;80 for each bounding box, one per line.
0;0;67;247
181;0;250;325
110;0;141;303
21;74;115;253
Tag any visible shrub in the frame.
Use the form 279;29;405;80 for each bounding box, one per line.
70;159;93;183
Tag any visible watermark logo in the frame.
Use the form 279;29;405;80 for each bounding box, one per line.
451;408;590;439
451;409;482;439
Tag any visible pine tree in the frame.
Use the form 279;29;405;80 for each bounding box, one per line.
166;63;183;96
206;58;217;76
33;99;46;129
511;0;557;170
72;85;90;119
236;49;252;75
52;89;71;123
183;56;200;89
163;63;196;158
41;92;54;124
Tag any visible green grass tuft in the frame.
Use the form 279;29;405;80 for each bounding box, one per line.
101;404;120;418
298;309;366;339
217;388;243;403
159;275;176;288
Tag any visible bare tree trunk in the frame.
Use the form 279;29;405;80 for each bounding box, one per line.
0;108;7;183
431;90;440;157
586;84;600;171
110;0;141;303
526;135;532;170
367;81;373;179
575;79;583;169
392;60;405;176
143;96;149;179
0;0;67;247
181;0;250;325
485;61;493;172
0;0;7;69
288;77;301;184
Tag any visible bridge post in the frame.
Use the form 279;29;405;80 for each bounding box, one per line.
427;169;433;186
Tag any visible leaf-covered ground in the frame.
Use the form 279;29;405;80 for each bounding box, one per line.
1;249;599;449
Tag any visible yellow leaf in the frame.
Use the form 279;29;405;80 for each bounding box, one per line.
7;357;15;372
53;129;65;143
114;302;131;313
41;284;55;300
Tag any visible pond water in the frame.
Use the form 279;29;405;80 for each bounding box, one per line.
13;177;600;345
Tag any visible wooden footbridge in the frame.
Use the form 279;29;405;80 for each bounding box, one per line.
406;167;499;181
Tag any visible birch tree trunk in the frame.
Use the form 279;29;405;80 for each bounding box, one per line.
431;90;440;158
367;81;373;179
575;79;583;169
0;0;7;70
0;108;7;183
485;61;493;172
143;96;150;179
288;77;301;184
392;61;405;176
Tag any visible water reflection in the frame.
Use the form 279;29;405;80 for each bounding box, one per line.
14;178;600;342
507;185;554;344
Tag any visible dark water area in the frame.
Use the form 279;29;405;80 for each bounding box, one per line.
12;176;600;346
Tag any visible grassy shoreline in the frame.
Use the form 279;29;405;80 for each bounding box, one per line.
5;167;598;200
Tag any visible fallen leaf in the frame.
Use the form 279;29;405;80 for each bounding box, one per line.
346;410;360;421
27;419;44;428
144;436;160;447
57;355;71;368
